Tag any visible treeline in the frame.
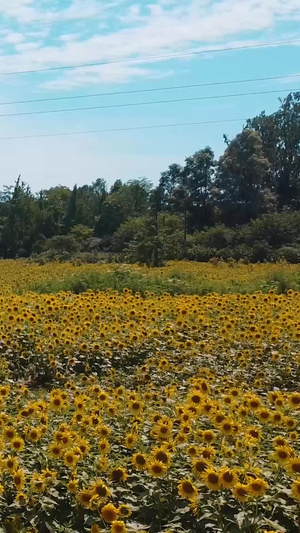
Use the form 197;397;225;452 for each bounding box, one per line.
0;92;299;264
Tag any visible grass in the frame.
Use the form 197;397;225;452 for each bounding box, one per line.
28;266;300;296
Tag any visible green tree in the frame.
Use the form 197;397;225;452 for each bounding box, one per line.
247;92;300;207
0;177;40;257
215;129;271;224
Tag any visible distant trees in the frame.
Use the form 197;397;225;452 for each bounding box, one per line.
0;92;299;262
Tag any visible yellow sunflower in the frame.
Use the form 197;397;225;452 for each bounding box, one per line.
247;478;268;497
202;468;222;491
101;503;119;523
291;480;300;501
148;460;167;478
132;452;148;470
178;479;198;501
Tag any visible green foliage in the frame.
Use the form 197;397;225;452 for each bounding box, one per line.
0;93;299;262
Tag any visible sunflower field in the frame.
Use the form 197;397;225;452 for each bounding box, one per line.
0;260;300;533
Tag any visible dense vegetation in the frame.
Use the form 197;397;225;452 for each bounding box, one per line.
0;92;299;264
0;260;299;532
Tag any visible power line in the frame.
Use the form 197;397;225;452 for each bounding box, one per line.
0;88;297;119
1;73;299;107
0;38;299;77
0;118;248;141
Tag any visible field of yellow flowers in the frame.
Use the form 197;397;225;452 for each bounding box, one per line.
0;260;299;533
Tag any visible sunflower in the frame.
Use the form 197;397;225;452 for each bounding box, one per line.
291;480;300;501
5;455;18;472
286;458;300;476
192;458;209;477
289;393;300;409
101;503;119;523
273;435;287;447
99;439;110;455
27;427;42;443
48;442;62;459
178;479;198;501
49;396;64;411
118;504;132;518
64;450;79;468
220;467;238;488
202;468;222;491
111;520;127;533
91;525;102;533
110;468;128;483
247;478;268;497
202;430;216;444
15;492;28;505
13;469;26;491
125;433;137;448
132;452;148;470
31;474;46;493
77;489;93;509
200;446;215;461
92;480;111;500
11;436;25;452
232;483;249;502
3;426;16;441
67;478;79;493
272;446;290;463
151;447;171;467
148;460;167;478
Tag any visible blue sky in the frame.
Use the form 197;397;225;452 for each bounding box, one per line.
0;0;299;191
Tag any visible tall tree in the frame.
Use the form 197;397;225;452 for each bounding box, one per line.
248;92;300;207
214;129;271;224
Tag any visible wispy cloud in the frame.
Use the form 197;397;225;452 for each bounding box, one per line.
0;0;299;88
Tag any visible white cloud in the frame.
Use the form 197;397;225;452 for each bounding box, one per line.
59;33;81;43
0;0;299;88
4;32;24;44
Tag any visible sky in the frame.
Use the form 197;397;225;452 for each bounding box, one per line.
0;0;299;192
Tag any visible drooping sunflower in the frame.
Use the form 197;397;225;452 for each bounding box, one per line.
178;479;198;501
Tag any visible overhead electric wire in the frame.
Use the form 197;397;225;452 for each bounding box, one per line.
0;73;299;107
0;38;299;77
0;88;297;119
0;118;248;141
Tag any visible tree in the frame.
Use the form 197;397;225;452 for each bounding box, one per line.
248;92;300;207
94;178;151;237
215;129;271;224
0;177;40;257
182;147;215;229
